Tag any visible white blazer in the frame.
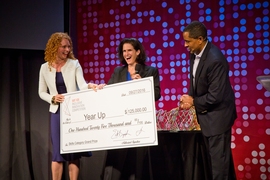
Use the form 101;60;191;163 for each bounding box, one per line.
38;59;89;113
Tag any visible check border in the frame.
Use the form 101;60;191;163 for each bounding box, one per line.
60;77;158;153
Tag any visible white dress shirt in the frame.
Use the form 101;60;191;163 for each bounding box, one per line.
192;41;208;87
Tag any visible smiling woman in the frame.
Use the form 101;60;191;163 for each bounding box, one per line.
38;32;104;180
44;33;76;70
102;38;161;180
107;38;161;101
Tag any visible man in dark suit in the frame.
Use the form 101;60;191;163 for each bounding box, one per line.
180;21;237;180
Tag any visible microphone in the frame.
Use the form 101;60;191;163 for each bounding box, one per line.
135;64;142;75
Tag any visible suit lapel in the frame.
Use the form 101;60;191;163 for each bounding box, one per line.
139;65;147;78
119;66;128;82
194;42;211;89
190;53;195;75
190;53;196;92
194;58;203;88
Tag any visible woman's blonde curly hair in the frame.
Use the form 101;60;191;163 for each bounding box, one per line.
44;32;76;70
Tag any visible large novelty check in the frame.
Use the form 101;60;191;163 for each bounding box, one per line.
60;77;158;153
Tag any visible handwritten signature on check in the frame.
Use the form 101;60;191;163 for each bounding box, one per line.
111;127;144;139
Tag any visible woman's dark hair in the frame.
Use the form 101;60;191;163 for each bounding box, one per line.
117;38;147;65
183;21;208;41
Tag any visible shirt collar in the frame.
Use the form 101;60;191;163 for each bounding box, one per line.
194;41;208;58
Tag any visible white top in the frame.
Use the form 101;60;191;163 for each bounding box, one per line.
38;59;89;113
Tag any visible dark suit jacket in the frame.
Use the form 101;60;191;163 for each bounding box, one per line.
108;65;161;101
188;42;237;137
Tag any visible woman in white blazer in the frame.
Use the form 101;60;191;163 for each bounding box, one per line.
38;32;103;180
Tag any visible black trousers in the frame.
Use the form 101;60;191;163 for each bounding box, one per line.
104;147;150;180
203;129;236;180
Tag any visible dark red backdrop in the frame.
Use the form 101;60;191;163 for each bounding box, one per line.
75;1;270;179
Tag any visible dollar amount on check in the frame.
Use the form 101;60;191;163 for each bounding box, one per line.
60;77;158;153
